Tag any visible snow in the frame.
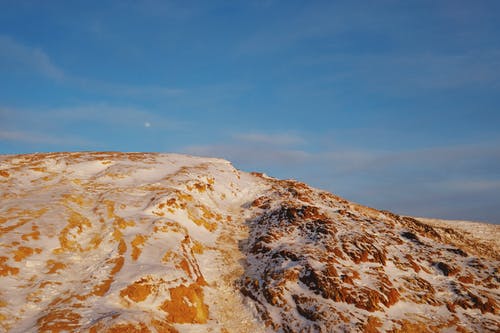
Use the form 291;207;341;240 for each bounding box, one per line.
0;152;498;332
0;152;269;332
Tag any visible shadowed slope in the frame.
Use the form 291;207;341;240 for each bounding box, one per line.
240;176;499;332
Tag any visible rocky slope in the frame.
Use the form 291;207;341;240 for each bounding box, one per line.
0;152;498;332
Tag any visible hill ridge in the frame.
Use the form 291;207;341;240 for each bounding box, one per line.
0;152;498;332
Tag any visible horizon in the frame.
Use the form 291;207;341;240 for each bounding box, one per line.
1;1;499;223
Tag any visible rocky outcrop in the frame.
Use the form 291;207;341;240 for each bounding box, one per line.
240;176;499;332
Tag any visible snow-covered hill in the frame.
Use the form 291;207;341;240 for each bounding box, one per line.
0;152;498;332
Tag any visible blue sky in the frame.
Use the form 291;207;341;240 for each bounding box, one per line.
1;0;499;222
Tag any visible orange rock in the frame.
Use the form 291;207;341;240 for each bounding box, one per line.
12;246;36;262
187;206;217;232
92;256;124;296
191;240;204;254
21;225;40;241
55;211;92;253
405;254;421;273
159;281;209;324
115;216;136;229
384;288;400;307
118;238;127;255
46;260;67;274
131;234;147;260
151;319;179;333
393;320;431;333
120;281;153;303
457;275;474;284
363;316;382;333
105;322;151;333
192;182;207;192
0;256;19;276
37;309;82;332
178;258;192;277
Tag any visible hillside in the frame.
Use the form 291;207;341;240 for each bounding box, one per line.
0;152;498;332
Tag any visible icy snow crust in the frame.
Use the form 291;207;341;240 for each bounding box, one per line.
0;152;498;332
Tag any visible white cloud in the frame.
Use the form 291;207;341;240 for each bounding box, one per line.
233;132;305;146
183;144;311;166
41;104;187;130
183;138;500;174
0;35;65;80
0;130;88;146
428;179;500;193
181;140;500;221
182;131;311;166
0;103;188;150
0;104;188;148
73;78;185;98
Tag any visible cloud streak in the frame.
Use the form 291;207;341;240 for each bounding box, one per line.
0;129;89;146
72;78;185;98
0;35;65;80
0;104;187;153
181;137;500;222
184;144;310;166
233;132;305;146
62;104;185;130
2;104;187;131
0;34;184;99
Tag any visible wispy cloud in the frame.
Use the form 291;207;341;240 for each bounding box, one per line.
341;51;500;92
183;144;311;166
46;104;187;130
430;179;500;193
183;131;309;166
237;1;500;93
236;2;398;56
233;132;305;146
117;0;206;20
236;3;345;55
314;143;500;222
0;129;89;146
0;35;65;80
71;78;185;98
0;104;187;153
287;49;500;99
1;104;187;132
181;137;500;222
0;34;184;99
